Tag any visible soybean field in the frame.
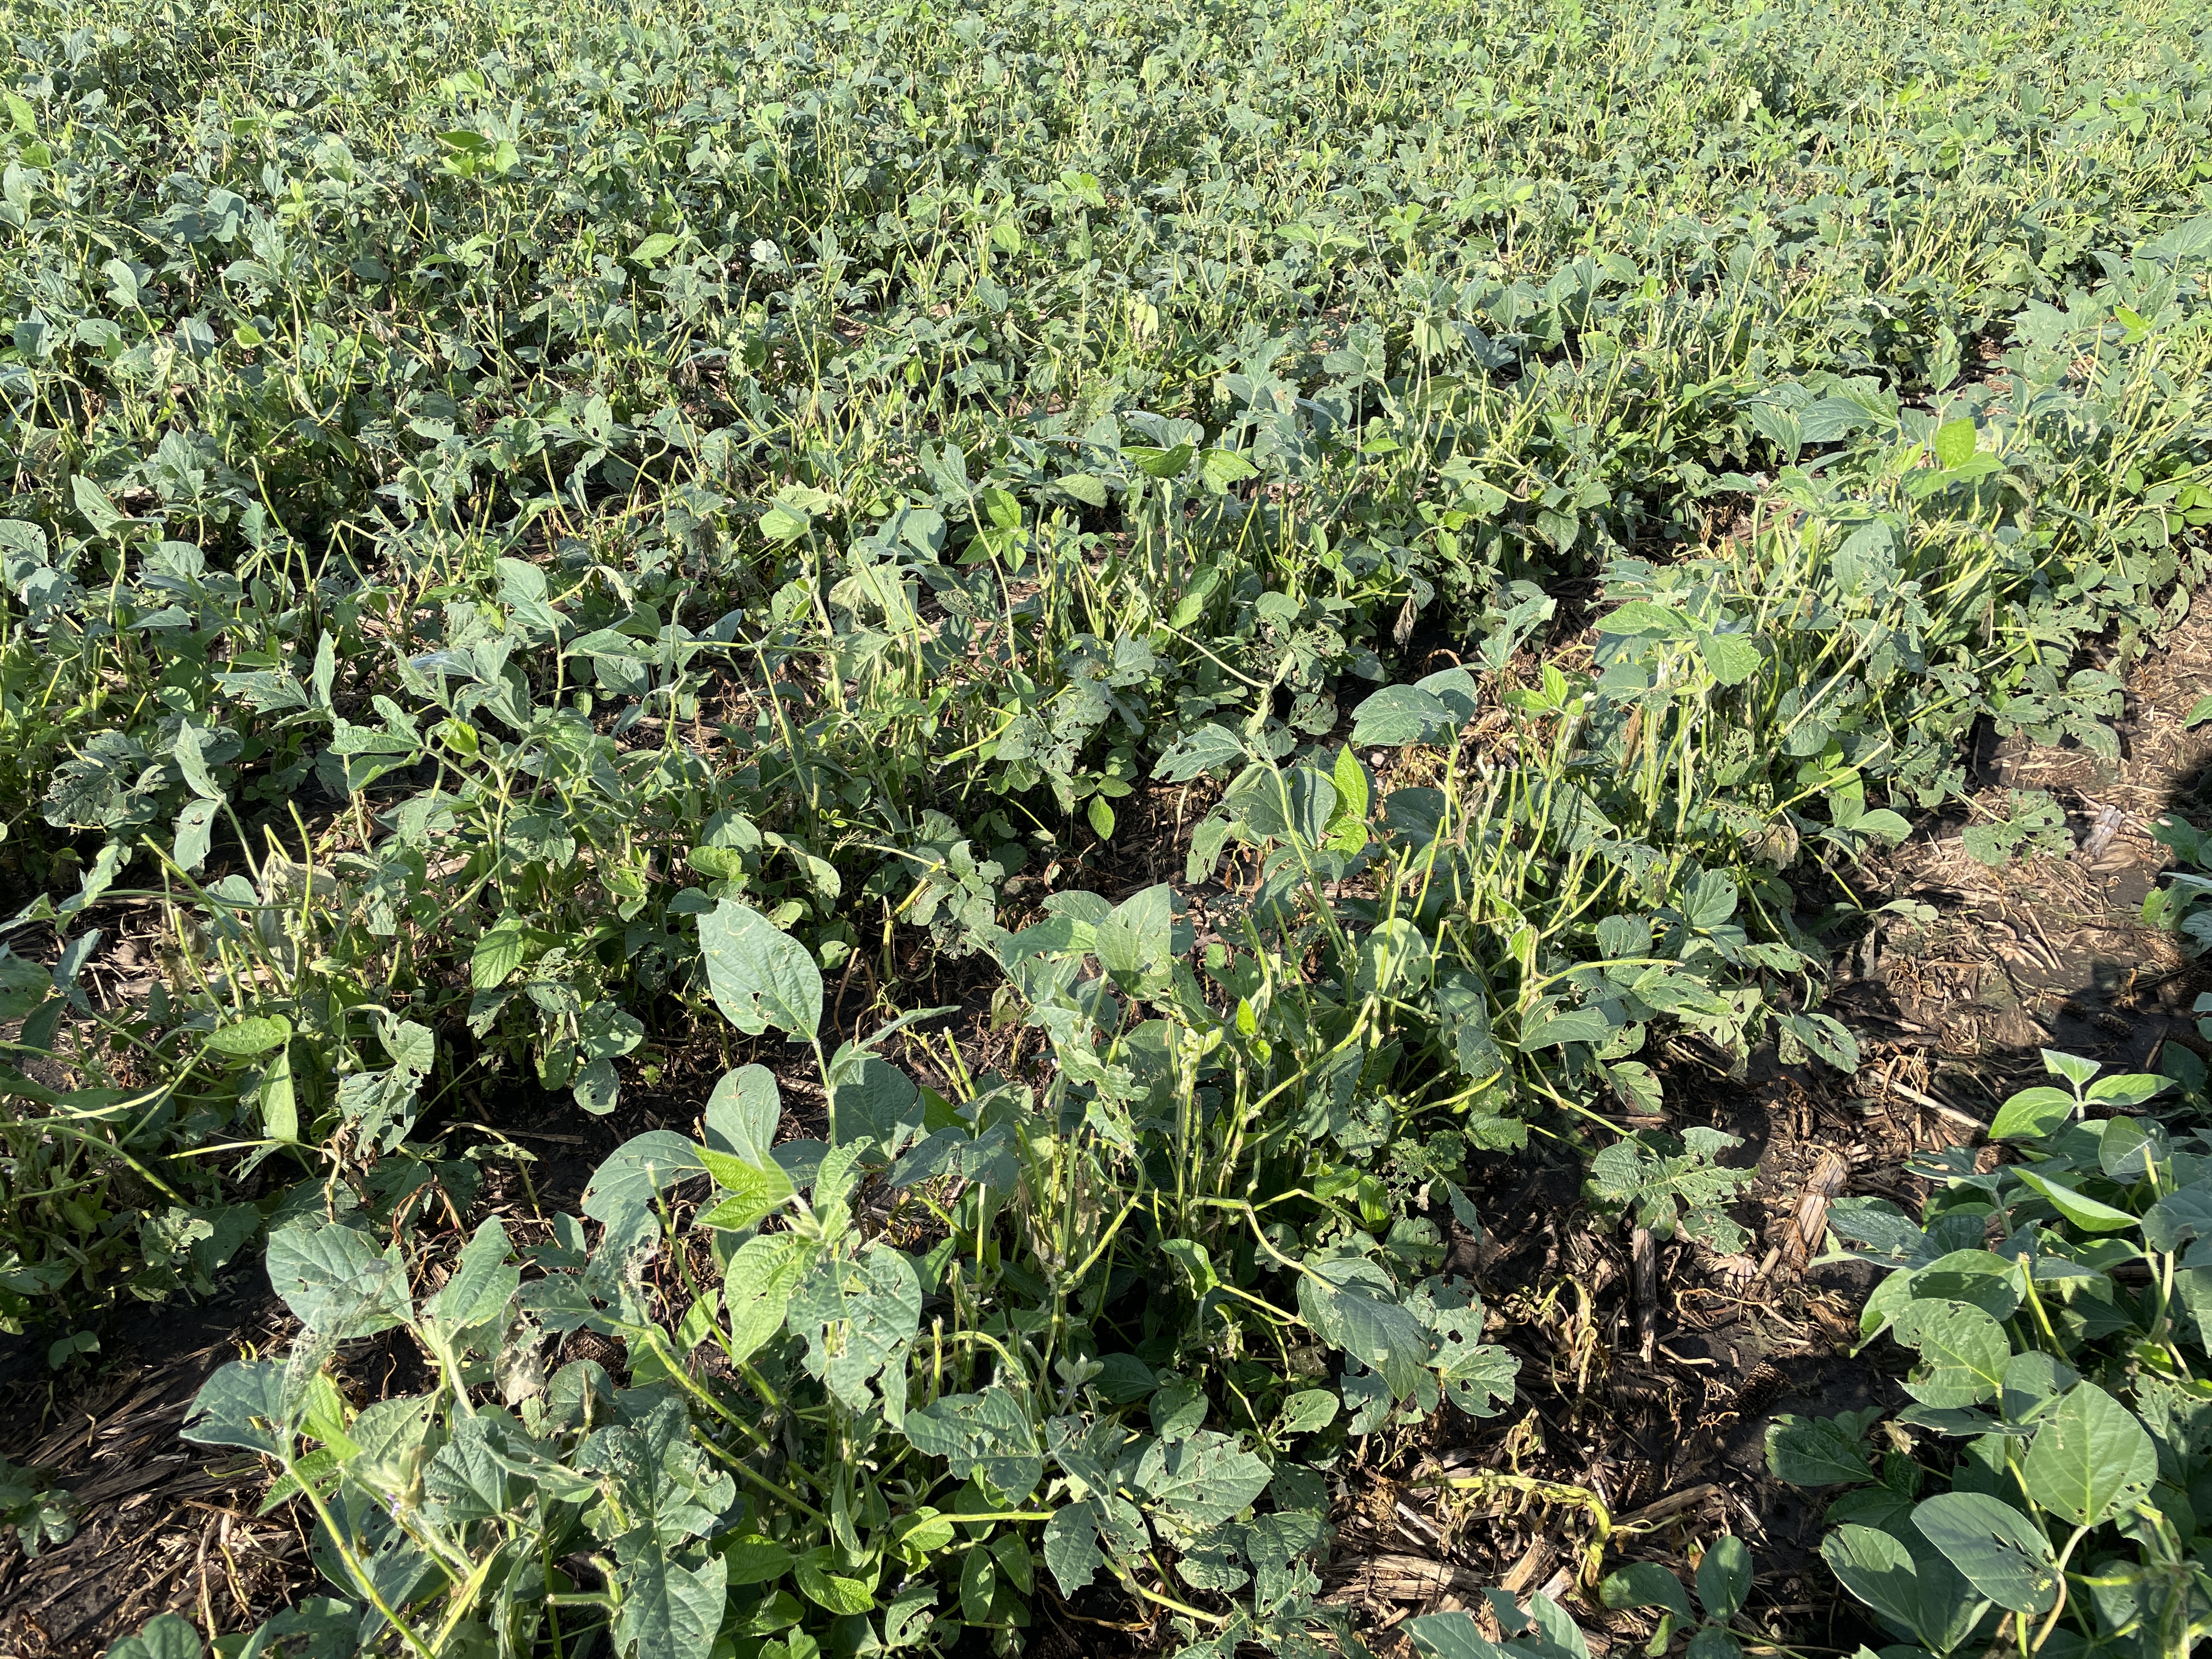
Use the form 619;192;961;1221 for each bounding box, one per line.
3;0;2212;1656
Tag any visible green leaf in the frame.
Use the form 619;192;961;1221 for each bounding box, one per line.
1779;1012;1860;1073
430;1218;518;1331
904;1386;1043;1499
2019;1383;2157;1526
696;1147;798;1232
704;1064;782;1163
1933;418;1978;470
1697;633;1763;685
1087;794;1115;839
258;1046;298;1143
1131;442;1194;479
1891;1300;2008;1408
788;1245;923;1415
581;1131;704;1243
1587;1129;1752;1240
1910;1492;2057;1615
1349;684;1453;747
1200;447;1259;490
1989;1086;2076;1142
1600;1562;1694;1621
1607;1059;1663;1115
1698;1536;1752;1621
1161;1237;1218;1294
1356;917;1434;996
346;1394;438;1491
1150;1375;1209;1439
1406;1613;1515;1659
572;1057;619;1115
719;1232;813;1364
1278;1390;1339;1435
1042;1496;1149;1598
1999;1352;2078;1423
1432;1293;1518;1418
614;1552;726;1659
1598;600;1693;638
424;1417;516;1523
2097;1116;2153;1181
1526;1593;1591;1659
992;1531;1031;1594
630;231;681;263
2142;1180;2212;1252
1522;1006;1613;1048
180;1360;287;1452
2013;1170;2138;1233
208;1014;292;1057
1417;667;1480;722
828;1053;921;1148
1133;1429;1272;1527
1961;823;2017;866
172;721;223;800
71;474;128;539
1154;724;1244;782
1821;1523;1987;1654
1683;868;1739;927
382;1018;436;1074
578;1001;645;1062
470;923;527;990
1766;1412;1876;1486
1094;883;1173;986
2086;1073;2168;1108
2042;1049;2101;1087
1854;809;1912;843
108;1613;204;1659
1332;743;1371;832
1907;1251;2022;1323
0;949;47;1025
267;1221;410;1338
795;1548;876;1614
1801;397;1881;443
720;1533;794;1587
760;504;812;540
1296;1257;1433;1401
698;898;822;1039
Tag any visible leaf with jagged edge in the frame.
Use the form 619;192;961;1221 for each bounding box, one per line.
614;1551;726;1659
788;1244;922;1419
904;1385;1043;1500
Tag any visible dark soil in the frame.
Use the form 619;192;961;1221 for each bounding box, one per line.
9;600;2212;1658
0;1280;307;1656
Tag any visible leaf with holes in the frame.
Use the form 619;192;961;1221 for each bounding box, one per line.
1910;1492;2057;1615
788;1245;922;1417
698;899;822;1040
902;1386;1043;1500
1133;1430;1272;1530
1892;1301;2009;1409
2019;1383;2157;1526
